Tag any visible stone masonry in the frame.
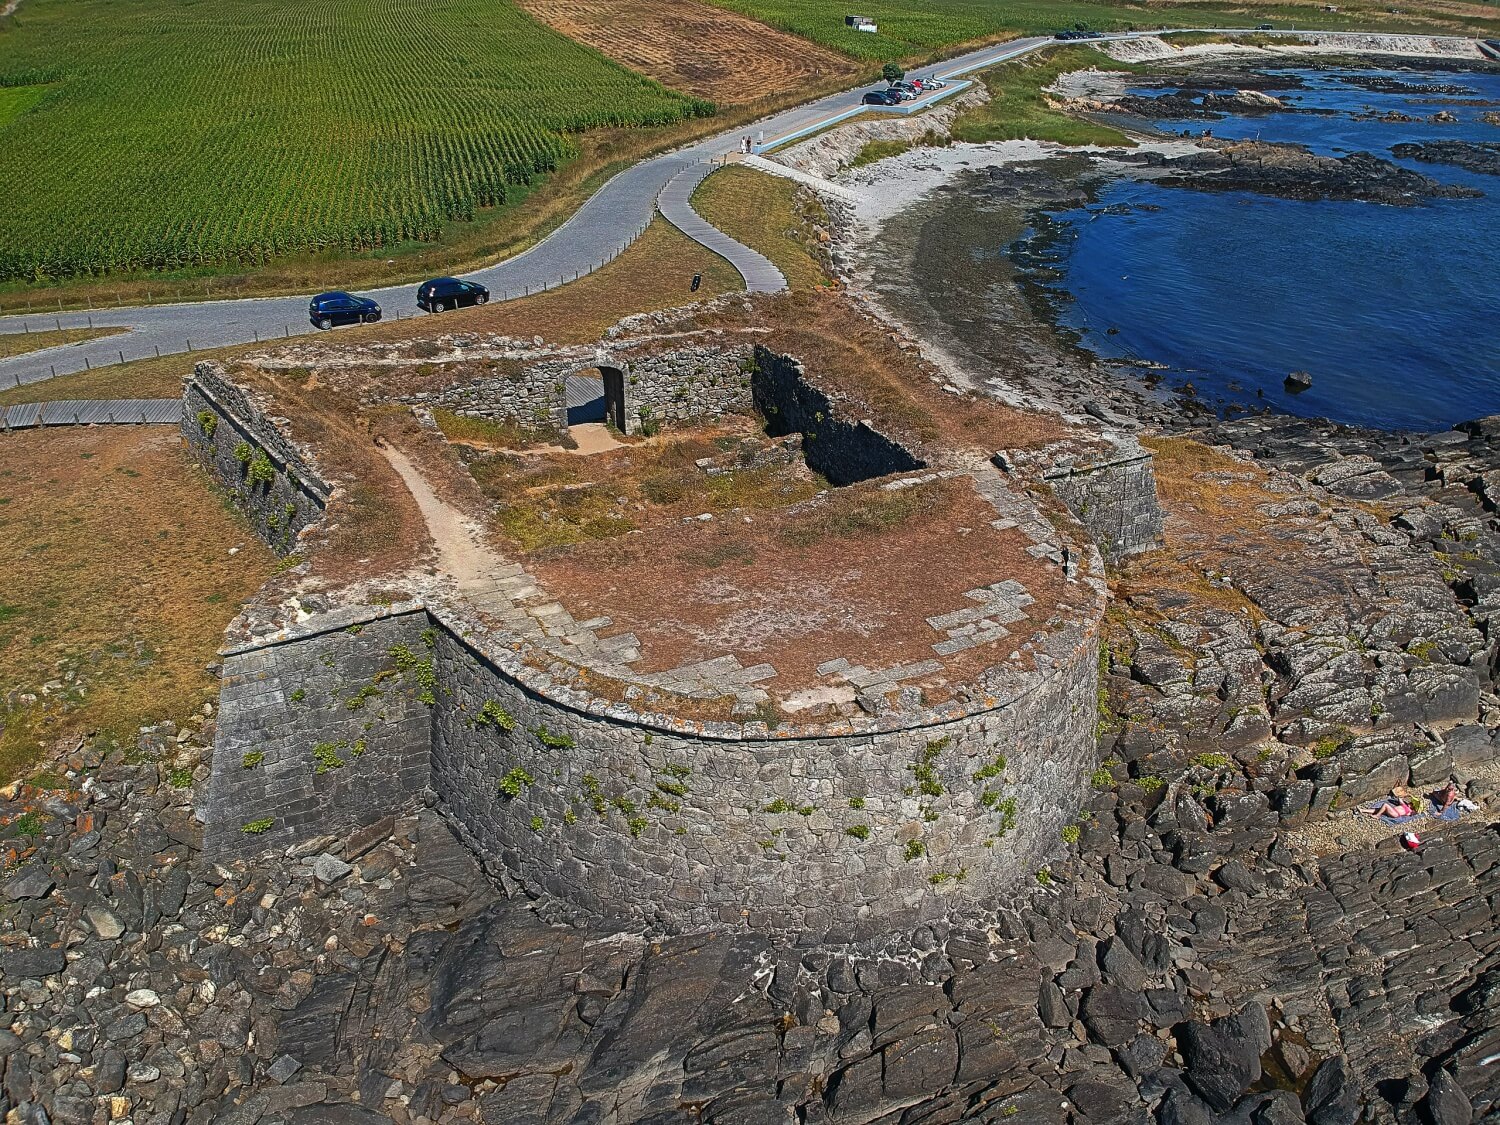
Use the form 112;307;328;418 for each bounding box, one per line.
182;363;330;555
203;607;434;861
752;345;926;485
412;341;755;436
1001;433;1166;561
201;591;1102;940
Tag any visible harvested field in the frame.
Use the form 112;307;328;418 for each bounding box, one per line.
516;0;857;104
0;427;276;782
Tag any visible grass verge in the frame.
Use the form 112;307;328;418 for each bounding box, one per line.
691;166;833;291
0;428;277;782
951;46;1151;147
0;327;127;361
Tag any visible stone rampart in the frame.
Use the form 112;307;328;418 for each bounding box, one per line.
202;606;435;861
1001;434;1164;561
752;346;925;485
204;597;1100;940
411;342;755;437
183;363;331;555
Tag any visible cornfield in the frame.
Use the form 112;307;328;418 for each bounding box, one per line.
0;0;714;282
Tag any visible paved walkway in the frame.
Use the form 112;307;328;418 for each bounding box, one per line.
0;399;180;429
0;28;1474;389
658;163;788;293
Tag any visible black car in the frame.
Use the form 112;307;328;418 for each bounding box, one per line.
862;89;901;106
417;277;490;312
309;291;380;330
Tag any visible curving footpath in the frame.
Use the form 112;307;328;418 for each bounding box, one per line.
0;29;1484;391
657;162;788;293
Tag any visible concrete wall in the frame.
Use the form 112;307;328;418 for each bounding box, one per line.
751;346;925;486
427;612;1099;942
202;608;434;861
183;363;330;555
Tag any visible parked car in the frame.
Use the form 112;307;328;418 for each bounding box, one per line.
917;75;947;89
1256;22;1275;29
308;291;380;330
862;89;901;105
417;277;490;312
889;80;918;94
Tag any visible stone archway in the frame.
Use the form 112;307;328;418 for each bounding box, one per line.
599;366;627;432
564;366;628;431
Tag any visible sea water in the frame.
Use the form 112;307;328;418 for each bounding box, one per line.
1040;66;1500;430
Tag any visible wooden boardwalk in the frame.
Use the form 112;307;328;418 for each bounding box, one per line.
1;399;180;430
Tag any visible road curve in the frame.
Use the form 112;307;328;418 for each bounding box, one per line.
0;29;1479;390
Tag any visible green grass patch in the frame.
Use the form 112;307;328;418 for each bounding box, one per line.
951;47;1147;147
850;138;914;167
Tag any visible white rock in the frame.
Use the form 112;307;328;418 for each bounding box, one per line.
125;988;160;1009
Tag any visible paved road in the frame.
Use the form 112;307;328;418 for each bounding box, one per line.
0;28;1474;390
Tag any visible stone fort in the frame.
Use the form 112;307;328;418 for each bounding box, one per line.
186;329;1163;942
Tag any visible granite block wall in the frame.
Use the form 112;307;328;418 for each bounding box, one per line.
426;617;1099;941
621;344;754;435
1040;438;1165;561
412;344;755;437
203;609;434;861
751;346;925;486
183;363;330;555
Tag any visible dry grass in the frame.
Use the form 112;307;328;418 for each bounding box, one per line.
516;0;857;104
692;166;833;292
532;473;1063;690
0;428;277;783
0;326;127;361
358;218;745;347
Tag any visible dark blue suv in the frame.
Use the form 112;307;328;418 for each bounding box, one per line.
309;291;381;330
417;277;489;313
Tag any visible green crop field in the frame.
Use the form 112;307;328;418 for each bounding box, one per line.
0;0;713;284
702;0;1499;61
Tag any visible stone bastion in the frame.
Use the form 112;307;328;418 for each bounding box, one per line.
185;337;1158;941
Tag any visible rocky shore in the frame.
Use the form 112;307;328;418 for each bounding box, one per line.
1391;139;1500;175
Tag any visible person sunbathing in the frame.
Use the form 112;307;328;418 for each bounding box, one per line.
1362;792;1414;819
1433;780;1460;813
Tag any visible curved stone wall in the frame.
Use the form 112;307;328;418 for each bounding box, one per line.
428;607;1100;941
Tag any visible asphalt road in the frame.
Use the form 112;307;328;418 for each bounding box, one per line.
1;28;1467;390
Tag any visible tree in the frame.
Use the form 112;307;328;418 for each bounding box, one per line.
881;62;905;84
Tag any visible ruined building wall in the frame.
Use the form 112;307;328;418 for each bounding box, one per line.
182;363;330;555
751;345;925;485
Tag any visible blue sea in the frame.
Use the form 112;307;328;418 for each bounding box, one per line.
1040;66;1500;430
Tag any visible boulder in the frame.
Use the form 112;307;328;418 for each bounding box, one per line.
1422;1068;1472;1125
1179;1002;1271;1112
1080;984;1146;1048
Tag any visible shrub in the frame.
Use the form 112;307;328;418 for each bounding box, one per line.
1060;824;1081;845
241;751;264;769
1191;752;1230;769
529;815;544;832
848;796;865;809
232;440;253;464
1137;775;1164;793
475;700;517;731
532;725;575;750
845;824;870;840
312;741;346;773
1089;767;1115;789
903;839;925;861
168;767;195;788
241;818;274;834
498;767;535;798
197;410;217;438
248;450;276;486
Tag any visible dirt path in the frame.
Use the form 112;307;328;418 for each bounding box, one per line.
378;443;501;592
1;0;21;16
